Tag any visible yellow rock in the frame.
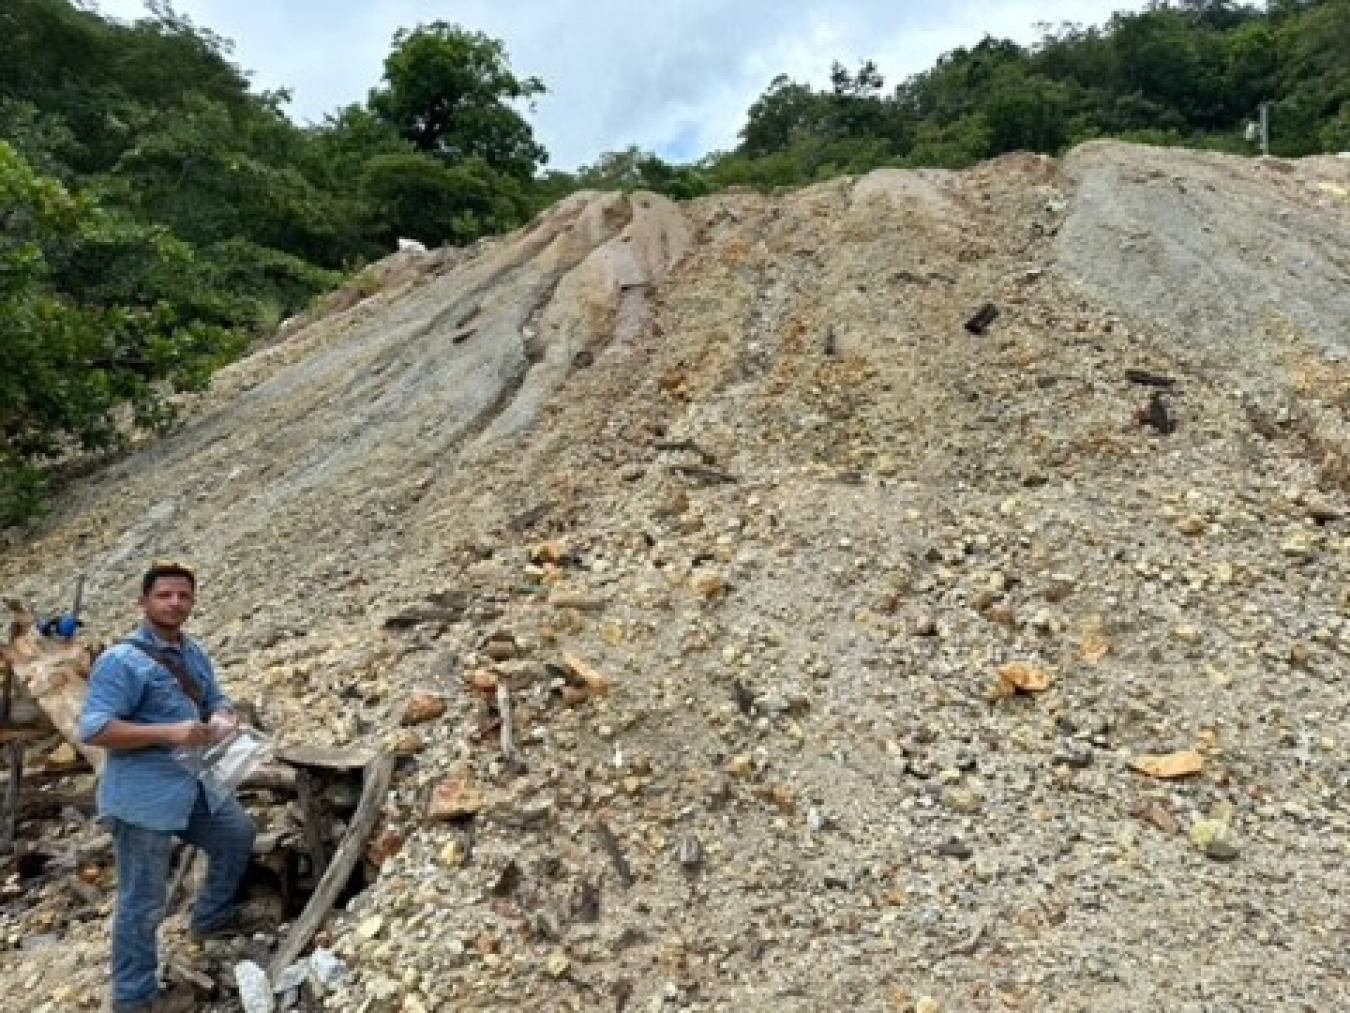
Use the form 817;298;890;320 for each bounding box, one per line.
996;662;1053;694
1177;514;1206;536
1131;750;1205;779
690;569;725;599
439;840;465;867
356;915;384;940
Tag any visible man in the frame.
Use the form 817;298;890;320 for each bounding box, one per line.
79;561;256;1013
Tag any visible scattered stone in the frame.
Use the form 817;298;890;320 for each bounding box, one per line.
1139;805;1181;836
4;143;1348;1013
1177;514;1207;536
964;302;1000;334
484;639;518;662
235;959;274;1013
560;651;612;698
400;692;447;726
426;767;485;821
690;569;726;600
677;836;703;870
46;743;78;767
1191;819;1241;862
309;948;346;988
993;662;1053;697
546;949;570;978
1130;750;1204;780
356;916;385;941
937;838;973;860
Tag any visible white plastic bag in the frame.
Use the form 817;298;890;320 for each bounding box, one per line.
200;727;273;806
176;727;273;808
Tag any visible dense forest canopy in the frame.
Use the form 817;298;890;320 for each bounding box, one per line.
2;0;1347;522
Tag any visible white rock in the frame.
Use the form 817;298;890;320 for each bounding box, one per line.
234;960;275;1013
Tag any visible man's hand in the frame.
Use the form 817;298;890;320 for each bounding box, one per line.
166;720;212;749
206;710;240;743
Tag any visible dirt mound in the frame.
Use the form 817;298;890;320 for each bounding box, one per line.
2;142;1349;1012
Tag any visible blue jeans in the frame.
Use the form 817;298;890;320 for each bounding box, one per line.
109;789;256;1007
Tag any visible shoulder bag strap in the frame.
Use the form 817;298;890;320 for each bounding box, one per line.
121;638;206;718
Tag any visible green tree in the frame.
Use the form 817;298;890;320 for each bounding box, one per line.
360;150;530;246
0;141;242;522
369;23;547;182
739;76;830;158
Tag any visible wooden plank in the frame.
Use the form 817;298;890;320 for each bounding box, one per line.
294;767;331;880
0;728;53;746
278;744;376;770
167;847;198;913
241;763;297;794
1;603;101;772
1;743;22;851
267;753;393;980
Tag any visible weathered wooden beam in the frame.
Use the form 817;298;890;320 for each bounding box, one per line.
241;762;298;794
267;753;394;981
294;767;331;881
1;601;100;772
277;745;375;771
1;743;22;852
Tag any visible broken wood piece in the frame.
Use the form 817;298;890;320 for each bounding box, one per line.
278;745;375;771
1;601;101;771
167;846;197;913
268;752;394;980
497;685;520;766
561;652;611;697
166;957;213;991
294;768;331;881
1124;368;1176;388
593;819;634;888
0;726;53;746
963;302;1000;335
669;464;737;485
241;762;298;794
2;742;22;852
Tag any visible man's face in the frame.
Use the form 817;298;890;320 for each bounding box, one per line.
141;575;195;632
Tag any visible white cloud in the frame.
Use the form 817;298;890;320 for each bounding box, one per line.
92;0;1140;170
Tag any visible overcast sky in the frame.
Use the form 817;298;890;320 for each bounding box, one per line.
92;1;1142;170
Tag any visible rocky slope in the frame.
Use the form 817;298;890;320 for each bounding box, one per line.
2;140;1349;1012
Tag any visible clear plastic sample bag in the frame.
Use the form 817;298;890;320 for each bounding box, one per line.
177;727;273;807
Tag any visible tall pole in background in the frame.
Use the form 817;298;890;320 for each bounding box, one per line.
1259;101;1271;157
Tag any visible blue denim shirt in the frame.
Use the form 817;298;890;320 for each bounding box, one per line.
78;624;231;833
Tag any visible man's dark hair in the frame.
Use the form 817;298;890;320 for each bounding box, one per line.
141;560;197;596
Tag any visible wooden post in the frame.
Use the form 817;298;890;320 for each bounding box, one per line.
267;753;393;981
294;768;332;881
1;742;22;852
